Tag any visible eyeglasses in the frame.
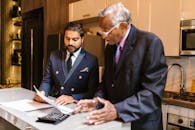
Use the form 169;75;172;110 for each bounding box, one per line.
101;22;121;37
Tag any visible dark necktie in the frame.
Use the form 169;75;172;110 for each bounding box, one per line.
67;53;73;72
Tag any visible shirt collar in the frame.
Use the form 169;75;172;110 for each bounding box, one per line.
118;25;131;49
73;47;81;58
66;47;81;58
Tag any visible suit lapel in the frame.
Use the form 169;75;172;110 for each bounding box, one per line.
114;25;136;78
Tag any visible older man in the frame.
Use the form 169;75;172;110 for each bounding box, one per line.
75;3;167;130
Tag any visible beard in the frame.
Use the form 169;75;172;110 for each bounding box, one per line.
67;45;79;53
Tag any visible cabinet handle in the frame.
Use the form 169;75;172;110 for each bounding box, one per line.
82;14;90;18
30;29;33;90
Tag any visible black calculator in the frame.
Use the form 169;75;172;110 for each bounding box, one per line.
36;112;69;124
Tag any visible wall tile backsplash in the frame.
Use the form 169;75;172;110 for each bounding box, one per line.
165;57;195;93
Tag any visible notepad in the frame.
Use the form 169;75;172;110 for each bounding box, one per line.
0;99;52;112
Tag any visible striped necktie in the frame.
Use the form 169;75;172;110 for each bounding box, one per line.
67;53;73;72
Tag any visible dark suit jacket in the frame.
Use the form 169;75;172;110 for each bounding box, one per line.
40;48;99;100
101;25;167;130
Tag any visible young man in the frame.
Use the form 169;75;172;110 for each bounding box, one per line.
34;22;99;105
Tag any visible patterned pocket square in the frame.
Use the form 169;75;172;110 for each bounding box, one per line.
80;67;89;72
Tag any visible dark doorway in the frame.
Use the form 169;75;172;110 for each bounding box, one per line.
22;8;43;90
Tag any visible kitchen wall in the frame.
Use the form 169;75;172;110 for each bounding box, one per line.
165;57;195;93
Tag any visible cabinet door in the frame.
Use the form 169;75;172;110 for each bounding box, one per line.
107;0;150;31
107;0;138;25
136;0;150;31
69;0;106;22
108;0;181;56
150;0;180;56
181;0;195;19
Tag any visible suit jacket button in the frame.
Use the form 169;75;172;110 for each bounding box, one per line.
60;86;64;90
56;71;59;74
71;88;75;91
79;75;82;79
111;84;114;88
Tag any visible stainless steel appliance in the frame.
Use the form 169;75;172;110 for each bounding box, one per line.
180;19;195;55
167;113;195;130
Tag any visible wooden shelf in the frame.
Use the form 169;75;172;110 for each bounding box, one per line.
13;21;22;26
11;38;21;41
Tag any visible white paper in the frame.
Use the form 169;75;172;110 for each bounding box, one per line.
33;85;74;114
1;99;52;112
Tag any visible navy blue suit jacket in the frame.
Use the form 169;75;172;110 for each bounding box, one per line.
100;25;167;130
40;48;99;100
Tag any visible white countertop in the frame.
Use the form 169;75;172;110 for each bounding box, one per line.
0;88;131;130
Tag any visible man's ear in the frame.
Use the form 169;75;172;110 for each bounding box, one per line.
120;22;128;30
81;37;84;43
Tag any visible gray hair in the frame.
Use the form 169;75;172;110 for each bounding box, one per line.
98;2;131;26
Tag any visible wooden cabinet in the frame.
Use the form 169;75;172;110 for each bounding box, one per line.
69;0;106;22
69;0;195;56
150;0;180;56
106;0;151;30
135;0;150;31
22;0;69;69
107;0;181;56
21;0;45;13
46;0;68;34
107;0;138;26
22;0;68;34
107;0;136;11
181;0;195;19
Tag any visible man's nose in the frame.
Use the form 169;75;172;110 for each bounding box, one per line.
69;39;74;45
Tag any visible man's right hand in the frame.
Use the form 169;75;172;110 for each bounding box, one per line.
34;91;46;103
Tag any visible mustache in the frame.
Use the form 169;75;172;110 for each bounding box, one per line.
67;45;76;48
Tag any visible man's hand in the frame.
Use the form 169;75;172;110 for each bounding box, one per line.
55;95;74;105
34;91;46;103
86;97;118;125
74;98;98;113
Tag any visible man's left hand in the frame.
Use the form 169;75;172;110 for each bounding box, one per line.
86;97;118;125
